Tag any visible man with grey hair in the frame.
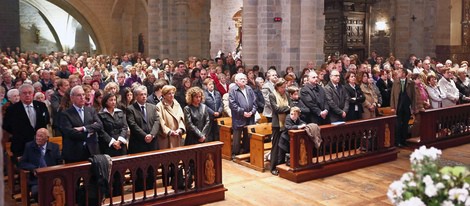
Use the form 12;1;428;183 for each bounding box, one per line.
3;84;50;157
126;85;160;191
60;86;103;163
229;73;257;158
262;69;278;122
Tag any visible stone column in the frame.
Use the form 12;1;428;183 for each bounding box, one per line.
175;0;189;60
148;0;161;58
299;0;324;69
242;0;259;69
0;0;20;50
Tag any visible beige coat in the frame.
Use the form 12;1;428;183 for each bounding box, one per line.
156;100;186;149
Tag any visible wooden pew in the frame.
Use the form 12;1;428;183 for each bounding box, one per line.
277;116;398;183
406;104;470;149
36;142;226;206
234;123;272;172
217;117;233;160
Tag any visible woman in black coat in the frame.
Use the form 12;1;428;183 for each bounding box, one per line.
98;93;128;196
344;72;365;121
184;87;211;145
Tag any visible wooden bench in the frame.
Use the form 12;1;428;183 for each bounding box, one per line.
234;123;272;172
36;142;226;206
217;117;233;160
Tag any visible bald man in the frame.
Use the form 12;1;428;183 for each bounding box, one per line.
19;128;62;200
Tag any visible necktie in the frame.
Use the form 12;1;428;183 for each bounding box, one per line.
401;80;405;92
27;105;36;128
141;105;147;121
79;108;84;122
39;147;47;168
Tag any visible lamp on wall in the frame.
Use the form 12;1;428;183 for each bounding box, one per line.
375;21;388;36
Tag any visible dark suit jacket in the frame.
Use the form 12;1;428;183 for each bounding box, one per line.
19;141;61;186
60;106;103;163
204;89;223;120
228;85;257;128
126;102;160;154
324;82;349;122
3;100;50;156
299;83;329;124
376;78;393;107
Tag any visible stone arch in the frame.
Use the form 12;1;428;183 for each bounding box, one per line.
46;0;106;53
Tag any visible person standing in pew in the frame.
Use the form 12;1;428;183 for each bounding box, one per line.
229;73;257;158
60;85;103;163
184;87;211;145
391;67;417;147
127;85;160;191
3;84;50;158
19;128;62;201
324;69;349;123
98;93;128;196
156;85;186;149
203;79;222;142
269;78;291;175
299;71;330;125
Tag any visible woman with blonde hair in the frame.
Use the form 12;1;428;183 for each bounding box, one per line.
183;87;210;145
156;85;186;149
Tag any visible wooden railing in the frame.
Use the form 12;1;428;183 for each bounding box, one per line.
408;104;470;149
36;142;226;206
278;116;398;183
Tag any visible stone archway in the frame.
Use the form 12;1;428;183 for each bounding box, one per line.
45;0;105;53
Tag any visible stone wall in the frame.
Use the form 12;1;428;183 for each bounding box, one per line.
209;0;243;57
0;0;20;51
242;0;325;73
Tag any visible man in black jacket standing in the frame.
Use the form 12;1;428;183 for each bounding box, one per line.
3;84;50;157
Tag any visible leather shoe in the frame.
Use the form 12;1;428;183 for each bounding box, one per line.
271;170;279;176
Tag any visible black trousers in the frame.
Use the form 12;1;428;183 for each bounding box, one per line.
395;111;411;145
270;127;281;171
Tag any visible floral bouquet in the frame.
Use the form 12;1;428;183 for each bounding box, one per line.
387;146;470;206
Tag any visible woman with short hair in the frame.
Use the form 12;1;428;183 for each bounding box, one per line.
156;85;186;149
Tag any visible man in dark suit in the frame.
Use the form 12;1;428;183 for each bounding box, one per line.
391;66;416;147
299;71;330;125
60;85;103;163
19;128;62;200
204;79;223;142
229;73;257;157
3;84;50;157
126;85;160;191
324;69;349;123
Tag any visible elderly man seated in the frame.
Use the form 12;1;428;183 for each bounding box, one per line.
18;128;62;201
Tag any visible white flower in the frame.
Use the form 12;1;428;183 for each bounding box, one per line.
410;146;442;164
443;174;451;180
441;200;455;206
464;183;469;189
397;197;426;206
425;183;438;197
408;181;417;187
388;180;405;203
423;175;434;186
400;172;413;182
465;198;470;206
436;182;445;190
448;188;469;203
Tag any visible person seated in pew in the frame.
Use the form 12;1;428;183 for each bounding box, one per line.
19;128;62;201
278;107;306;167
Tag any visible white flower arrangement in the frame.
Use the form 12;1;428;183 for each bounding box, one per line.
388;146;470;206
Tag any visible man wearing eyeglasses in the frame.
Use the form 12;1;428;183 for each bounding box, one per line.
324;70;349;123
60;86;103;163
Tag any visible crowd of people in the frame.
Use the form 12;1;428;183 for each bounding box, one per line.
1;47;468;187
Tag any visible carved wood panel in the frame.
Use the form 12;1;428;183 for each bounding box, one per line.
463;0;470;45
346;17;365;46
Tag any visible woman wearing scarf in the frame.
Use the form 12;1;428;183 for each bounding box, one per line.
269;78;291;175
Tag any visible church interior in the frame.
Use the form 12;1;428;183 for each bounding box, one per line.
1;0;470;205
